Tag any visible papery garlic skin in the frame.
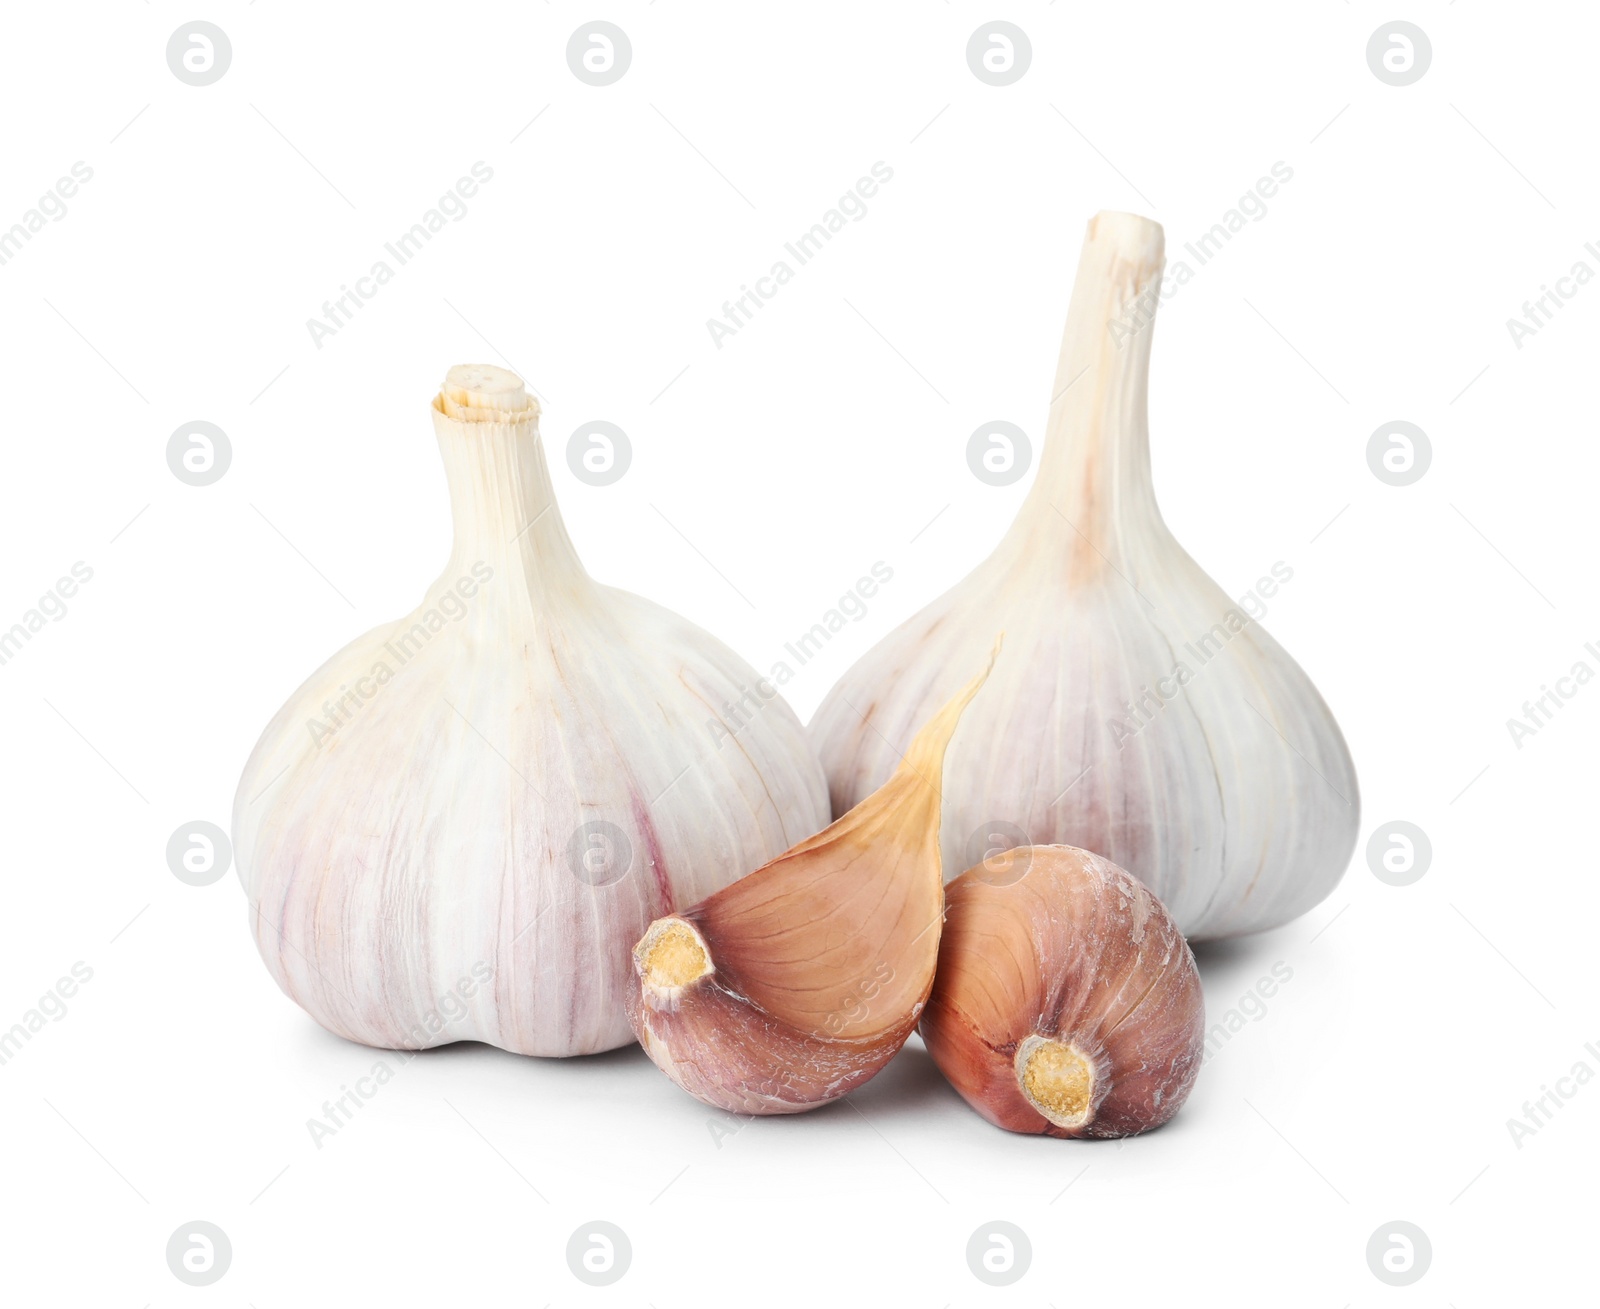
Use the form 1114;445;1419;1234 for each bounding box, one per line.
233;365;829;1057
921;845;1203;1138
811;212;1358;940
627;651;996;1114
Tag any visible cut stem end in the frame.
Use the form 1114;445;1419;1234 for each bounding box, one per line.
1087;209;1165;269
1016;1035;1096;1129
436;363;539;423
636;917;714;1002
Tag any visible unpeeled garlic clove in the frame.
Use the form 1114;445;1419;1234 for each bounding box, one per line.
921;844;1204;1138
810;211;1359;939
626;646;998;1114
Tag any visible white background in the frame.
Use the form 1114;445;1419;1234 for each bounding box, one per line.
1;1;1594;1304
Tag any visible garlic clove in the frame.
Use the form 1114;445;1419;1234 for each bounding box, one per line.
810;210;1359;939
626;645;998;1114
233;366;830;1057
921;844;1204;1138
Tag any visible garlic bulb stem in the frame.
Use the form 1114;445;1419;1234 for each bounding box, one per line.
431;367;585;600
1018;211;1163;552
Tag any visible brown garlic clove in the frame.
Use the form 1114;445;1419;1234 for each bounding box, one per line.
921;845;1204;1138
625;646;999;1115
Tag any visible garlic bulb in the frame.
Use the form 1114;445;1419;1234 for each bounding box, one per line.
921;845;1203;1138
811;211;1358;939
233;365;829;1056
627;649;995;1114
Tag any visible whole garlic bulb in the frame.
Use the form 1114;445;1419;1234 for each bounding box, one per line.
811;212;1358;939
233;365;829;1056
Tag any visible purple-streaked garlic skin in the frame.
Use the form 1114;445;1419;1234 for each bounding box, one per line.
921;844;1204;1138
